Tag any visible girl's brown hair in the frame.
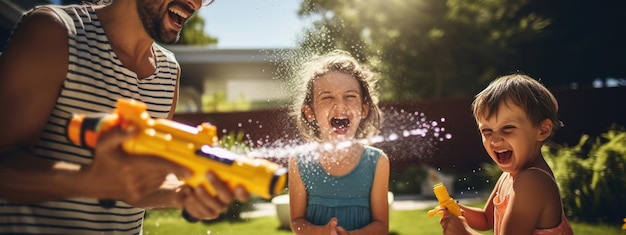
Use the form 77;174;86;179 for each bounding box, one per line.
291;50;383;141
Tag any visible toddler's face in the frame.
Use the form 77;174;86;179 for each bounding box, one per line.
305;71;368;142
476;101;548;176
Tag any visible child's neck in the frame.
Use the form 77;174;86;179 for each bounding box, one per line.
317;144;365;176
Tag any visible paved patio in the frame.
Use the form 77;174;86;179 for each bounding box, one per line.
241;193;486;219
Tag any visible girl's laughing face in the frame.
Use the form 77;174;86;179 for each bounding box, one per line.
305;71;369;142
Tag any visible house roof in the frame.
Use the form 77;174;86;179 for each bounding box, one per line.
0;1;291;107
163;45;292;89
164;45;289;63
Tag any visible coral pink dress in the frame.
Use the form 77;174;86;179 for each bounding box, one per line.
493;168;574;235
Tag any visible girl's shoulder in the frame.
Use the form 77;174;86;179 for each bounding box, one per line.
364;145;383;153
364;145;387;157
363;145;388;161
513;167;561;198
517;167;556;184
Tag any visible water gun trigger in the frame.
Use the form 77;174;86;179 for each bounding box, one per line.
427;206;443;217
428;182;462;218
177;171;217;196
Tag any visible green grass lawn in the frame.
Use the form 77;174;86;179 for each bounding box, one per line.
143;206;624;235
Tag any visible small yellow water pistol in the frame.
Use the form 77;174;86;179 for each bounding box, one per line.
66;98;288;200
428;182;462;217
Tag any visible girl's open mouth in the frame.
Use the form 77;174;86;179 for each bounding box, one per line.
496;150;512;164
330;117;350;134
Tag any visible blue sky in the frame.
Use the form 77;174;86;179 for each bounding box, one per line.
199;0;307;49
48;0;306;49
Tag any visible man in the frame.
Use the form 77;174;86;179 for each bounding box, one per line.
0;0;248;233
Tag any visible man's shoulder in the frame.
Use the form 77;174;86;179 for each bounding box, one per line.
24;4;93;35
30;4;88;16
153;43;178;62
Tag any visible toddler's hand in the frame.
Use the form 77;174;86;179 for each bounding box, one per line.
439;208;469;235
326;217;340;235
336;225;349;235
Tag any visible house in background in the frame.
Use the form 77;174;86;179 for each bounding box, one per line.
0;0;293;114
164;46;293;113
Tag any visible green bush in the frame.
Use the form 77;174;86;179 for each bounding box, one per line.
389;163;427;194
454;164;500;194
543;125;626;224
217;130;256;221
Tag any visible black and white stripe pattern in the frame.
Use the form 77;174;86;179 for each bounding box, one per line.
0;4;179;234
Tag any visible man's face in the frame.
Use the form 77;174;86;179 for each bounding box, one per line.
137;0;202;44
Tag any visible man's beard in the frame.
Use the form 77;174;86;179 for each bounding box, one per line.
137;2;181;44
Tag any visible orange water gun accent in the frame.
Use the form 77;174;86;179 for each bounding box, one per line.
622;218;625;230
427;182;462;217
66;98;287;200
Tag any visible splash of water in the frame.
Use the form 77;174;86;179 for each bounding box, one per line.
242;107;452;161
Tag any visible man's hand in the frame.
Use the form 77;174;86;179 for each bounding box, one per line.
85;126;191;202
177;172;250;220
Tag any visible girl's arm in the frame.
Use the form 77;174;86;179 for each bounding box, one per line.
439;173;502;234
288;156;337;234
342;152;390;235
461;184;497;231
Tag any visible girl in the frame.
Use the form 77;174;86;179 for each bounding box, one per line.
288;50;390;235
439;74;574;235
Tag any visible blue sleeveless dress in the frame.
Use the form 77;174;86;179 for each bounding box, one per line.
296;146;382;231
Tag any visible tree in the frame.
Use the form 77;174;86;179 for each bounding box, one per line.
178;13;218;46
61;0;218;46
296;0;622;100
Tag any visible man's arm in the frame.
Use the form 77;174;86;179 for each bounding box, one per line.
0;9;68;152
0;9;190;204
0;8;81;202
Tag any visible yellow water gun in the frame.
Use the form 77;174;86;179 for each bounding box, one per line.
428;182;462;217
66;98;287;204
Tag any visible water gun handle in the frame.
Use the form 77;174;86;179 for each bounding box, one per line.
428;182;462;218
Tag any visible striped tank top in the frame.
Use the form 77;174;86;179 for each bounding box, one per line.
0;4;179;234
